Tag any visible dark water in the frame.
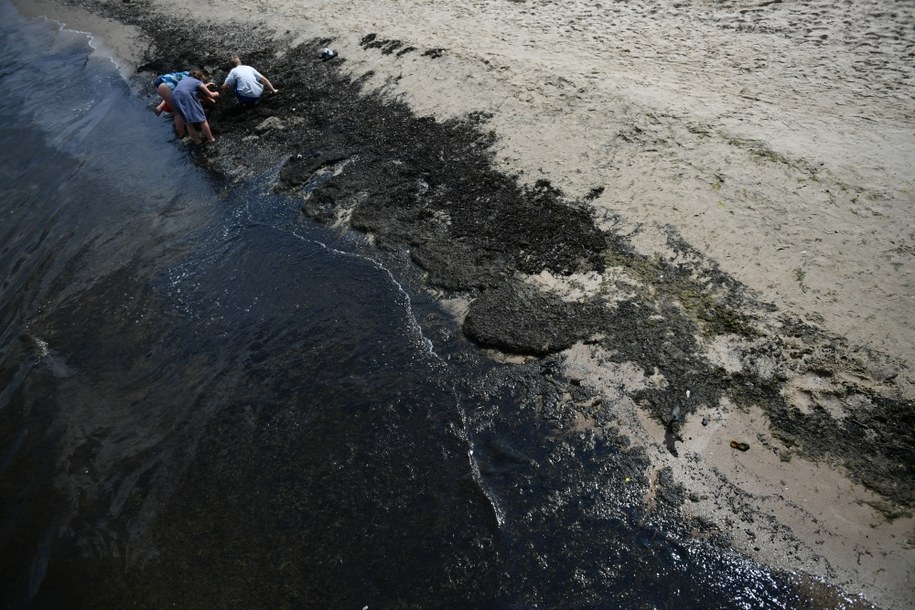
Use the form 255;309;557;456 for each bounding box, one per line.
0;2;829;608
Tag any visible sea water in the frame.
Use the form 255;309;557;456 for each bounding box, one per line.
0;1;828;607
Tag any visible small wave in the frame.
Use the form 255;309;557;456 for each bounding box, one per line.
467;444;506;529
29;333;49;358
454;400;506;530
293;231;444;364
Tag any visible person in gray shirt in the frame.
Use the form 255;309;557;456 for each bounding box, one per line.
221;55;279;106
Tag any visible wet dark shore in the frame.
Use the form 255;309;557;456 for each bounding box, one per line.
4;0;913;606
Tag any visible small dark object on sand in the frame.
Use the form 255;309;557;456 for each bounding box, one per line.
730;440;750;452
320;48;337;61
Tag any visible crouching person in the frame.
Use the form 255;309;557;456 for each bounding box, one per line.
221;55;278;106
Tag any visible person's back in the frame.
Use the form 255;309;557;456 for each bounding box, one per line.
173;74;202;97
222;55;278;105
225;64;264;98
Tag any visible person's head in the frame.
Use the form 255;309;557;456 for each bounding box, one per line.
229;55;242;68
189;69;206;81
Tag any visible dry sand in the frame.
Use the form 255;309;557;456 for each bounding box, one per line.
15;0;915;607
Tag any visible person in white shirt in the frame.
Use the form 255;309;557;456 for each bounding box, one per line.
221;56;279;106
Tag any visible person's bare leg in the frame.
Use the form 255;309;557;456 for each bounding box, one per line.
186;123;200;145
173;113;187;138
200;120;216;144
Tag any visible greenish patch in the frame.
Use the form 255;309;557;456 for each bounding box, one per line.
864;500;913;522
674;284;753;336
601;239;754;338
724;135;822;182
793;267;807;292
601;246;662;281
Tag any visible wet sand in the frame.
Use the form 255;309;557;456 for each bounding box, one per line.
14;0;914;607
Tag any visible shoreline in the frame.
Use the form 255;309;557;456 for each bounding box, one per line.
11;0;914;607
13;0;149;75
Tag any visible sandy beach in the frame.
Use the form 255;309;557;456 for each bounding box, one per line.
13;0;914;607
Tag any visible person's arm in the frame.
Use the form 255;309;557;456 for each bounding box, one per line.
221;70;236;91
259;75;278;94
198;83;219;102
